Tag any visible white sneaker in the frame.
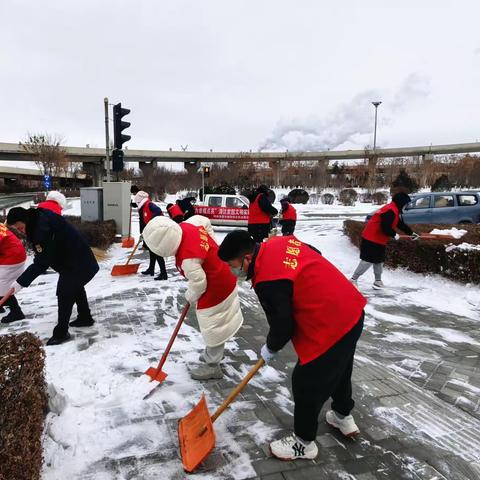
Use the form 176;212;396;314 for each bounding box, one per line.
372;280;385;289
270;434;318;460
326;410;360;437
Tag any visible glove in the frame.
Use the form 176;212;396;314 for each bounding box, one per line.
411;232;420;241
394;234;400;240
260;344;277;363
10;281;23;294
185;289;198;305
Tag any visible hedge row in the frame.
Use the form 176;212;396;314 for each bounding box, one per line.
343;220;480;284
0;333;47;480
64;217;116;250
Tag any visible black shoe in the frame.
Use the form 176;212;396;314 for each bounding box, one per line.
142;269;155;276
1;310;26;324
69;317;94;327
46;332;71;346
155;272;168;281
0;306;5;314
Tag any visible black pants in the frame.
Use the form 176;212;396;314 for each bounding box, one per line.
147;249;167;275
292;313;364;441
54;286;92;338
248;223;270;243
281;220;296;236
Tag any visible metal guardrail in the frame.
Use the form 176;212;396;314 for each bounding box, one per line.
0;192;41;210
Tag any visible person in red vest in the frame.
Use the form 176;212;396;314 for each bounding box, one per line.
143;216;243;380
218;230;366;461
0;209;28;323
351;192;418;289
37;191;67;215
279;197;297;236
166;203;185;223
248;185;278;242
134;191;168;280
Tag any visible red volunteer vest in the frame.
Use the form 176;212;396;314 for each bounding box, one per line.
38;200;62;215
168;204;184;219
362;202;399;245
175;223;236;310
142;200;155;225
282;204;297;221
248;194;271;225
0;225;27;266
252;236;366;365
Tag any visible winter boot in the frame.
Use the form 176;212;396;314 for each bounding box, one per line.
190;364;223;380
0;306;5;314
155;272;168;281
326;410;360;437
46;332;72;346
372;280;385;289
270;434;318;460
1;296;26;323
69;317;95;327
142;269;155;276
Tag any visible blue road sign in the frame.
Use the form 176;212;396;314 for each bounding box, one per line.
43;175;52;189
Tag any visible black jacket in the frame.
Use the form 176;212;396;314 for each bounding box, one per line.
17;209;99;295
258;193;278;217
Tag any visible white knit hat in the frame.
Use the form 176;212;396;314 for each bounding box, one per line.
134;191;149;207
46;191;67;209
143;216;183;258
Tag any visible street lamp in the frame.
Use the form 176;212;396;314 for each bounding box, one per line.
372;101;382;153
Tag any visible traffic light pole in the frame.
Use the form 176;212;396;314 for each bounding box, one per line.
201;167;205;201
104;97;111;182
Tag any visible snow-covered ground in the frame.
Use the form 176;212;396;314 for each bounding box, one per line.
1;200;480;479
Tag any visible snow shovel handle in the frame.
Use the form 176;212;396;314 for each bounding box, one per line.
211;358;265;423
125;236;142;265
0;288;14;308
153;303;190;376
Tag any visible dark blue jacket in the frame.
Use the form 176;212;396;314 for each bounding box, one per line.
17;209;99;295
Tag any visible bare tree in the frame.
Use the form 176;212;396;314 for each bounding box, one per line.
21;133;67;185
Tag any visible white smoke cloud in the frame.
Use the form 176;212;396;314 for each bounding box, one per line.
259;73;430;152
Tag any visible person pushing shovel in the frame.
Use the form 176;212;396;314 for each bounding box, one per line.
218;230;366;461
143;216;243;380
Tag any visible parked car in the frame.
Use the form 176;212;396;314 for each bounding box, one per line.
365;191;480;224
195;194;249;226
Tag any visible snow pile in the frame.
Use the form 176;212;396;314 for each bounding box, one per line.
429;228;467;239
445;242;480;253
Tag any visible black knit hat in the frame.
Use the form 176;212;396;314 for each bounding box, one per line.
392;192;411;209
218;230;255;262
6;207;28;225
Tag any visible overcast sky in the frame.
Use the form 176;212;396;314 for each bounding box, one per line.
1;0;479;153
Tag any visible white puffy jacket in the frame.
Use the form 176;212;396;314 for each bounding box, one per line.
143;216;243;346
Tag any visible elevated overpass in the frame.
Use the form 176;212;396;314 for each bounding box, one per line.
1;141;479;185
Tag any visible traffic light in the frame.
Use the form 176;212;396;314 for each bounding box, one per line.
203;166;210;178
113;103;131;149
112;149;124;172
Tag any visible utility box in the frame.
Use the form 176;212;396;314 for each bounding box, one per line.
103;182;131;236
80;187;104;222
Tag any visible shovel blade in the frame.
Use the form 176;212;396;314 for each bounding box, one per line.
145;367;168;383
122;237;135;248
111;263;141;276
178;395;215;473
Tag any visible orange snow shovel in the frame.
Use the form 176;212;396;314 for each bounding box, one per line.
0;288;14;308
179;358;265;473
143;303;191;400
122;205;135;248
111;236;142;276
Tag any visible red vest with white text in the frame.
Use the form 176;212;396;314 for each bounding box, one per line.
252;236;366;365
282;204;297;221
38;200;63;215
0;225;27;266
175;223;236;309
362;202;399;245
248;194;271;225
142;200;155;225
